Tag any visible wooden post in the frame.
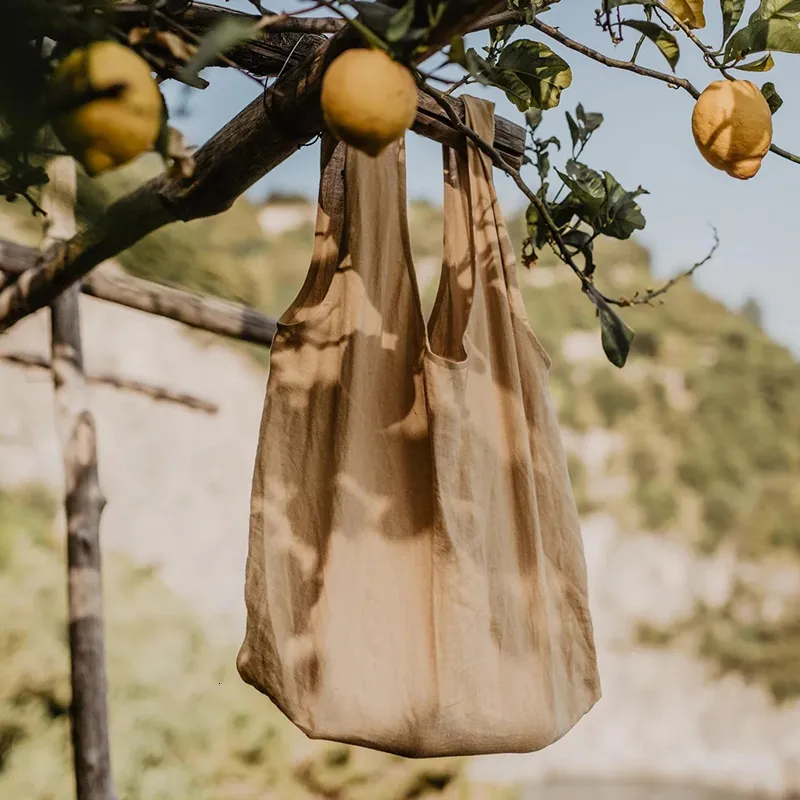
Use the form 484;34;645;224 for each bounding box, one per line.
44;154;115;800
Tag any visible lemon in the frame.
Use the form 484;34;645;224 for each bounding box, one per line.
51;41;163;176
691;80;772;180
320;49;418;157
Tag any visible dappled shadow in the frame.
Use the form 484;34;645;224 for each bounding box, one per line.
237;97;599;759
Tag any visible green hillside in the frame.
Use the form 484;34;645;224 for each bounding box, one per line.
0;486;512;800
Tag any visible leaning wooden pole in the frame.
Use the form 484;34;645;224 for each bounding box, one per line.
44;154;115;800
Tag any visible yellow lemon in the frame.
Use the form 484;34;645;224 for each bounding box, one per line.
51;41;163;176
320;49;418;157
691;80;772;180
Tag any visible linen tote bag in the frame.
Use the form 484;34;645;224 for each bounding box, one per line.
238;96;600;759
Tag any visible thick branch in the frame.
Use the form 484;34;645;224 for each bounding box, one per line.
0;240;278;346
2;350;218;413
0;0;509;334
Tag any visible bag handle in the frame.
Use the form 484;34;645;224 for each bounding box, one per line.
426;97;497;364
276;136;346;329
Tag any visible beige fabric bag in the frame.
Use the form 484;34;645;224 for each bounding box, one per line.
238;96;600;758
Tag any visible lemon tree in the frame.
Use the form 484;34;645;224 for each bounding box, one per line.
0;0;799;366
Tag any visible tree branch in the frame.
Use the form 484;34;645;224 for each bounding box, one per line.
0;0;508;333
2;350;219;413
532;11;800;166
532;15;699;95
0;241;278;346
114;2;331;75
623;228;719;306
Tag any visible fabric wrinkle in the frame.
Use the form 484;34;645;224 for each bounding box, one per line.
238;95;600;758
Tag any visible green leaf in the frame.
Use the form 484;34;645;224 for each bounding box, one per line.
550;196;581;229
350;0;427;46
427;0;447;28
467;41;572;111
566;103;603;152
526;202;549;250
601;172;648;239
621;20;680;70
761;81;784;113
490;23;520;46
600;306;635;368
566;111;580;149
386;0;415;42
726;19;800;61
734;52;775;69
511;0;547;23
562;229;595;275
540;135;561;151
539;149;551;177
351;1;397;33
721;0;746;42
497;40;572;110
749;0;800;23
584;286;635;368
738;19;800;58
576;102;604;132
556;161;647;240
558;161;606;212
448;34;467;66
177;17;257;88
154;93;170;161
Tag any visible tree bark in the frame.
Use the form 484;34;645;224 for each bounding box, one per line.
0;0;508;334
45;155;115;800
0;240;278;346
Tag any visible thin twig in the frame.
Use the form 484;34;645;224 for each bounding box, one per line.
444;73;473;96
624;228;719;306
532;14;700;97
652;1;733;75
2;351;219;413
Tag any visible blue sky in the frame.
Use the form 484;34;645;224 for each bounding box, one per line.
163;0;800;357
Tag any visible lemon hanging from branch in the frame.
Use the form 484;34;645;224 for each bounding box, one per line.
51;41;164;176
692;80;772;180
320;48;418;157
